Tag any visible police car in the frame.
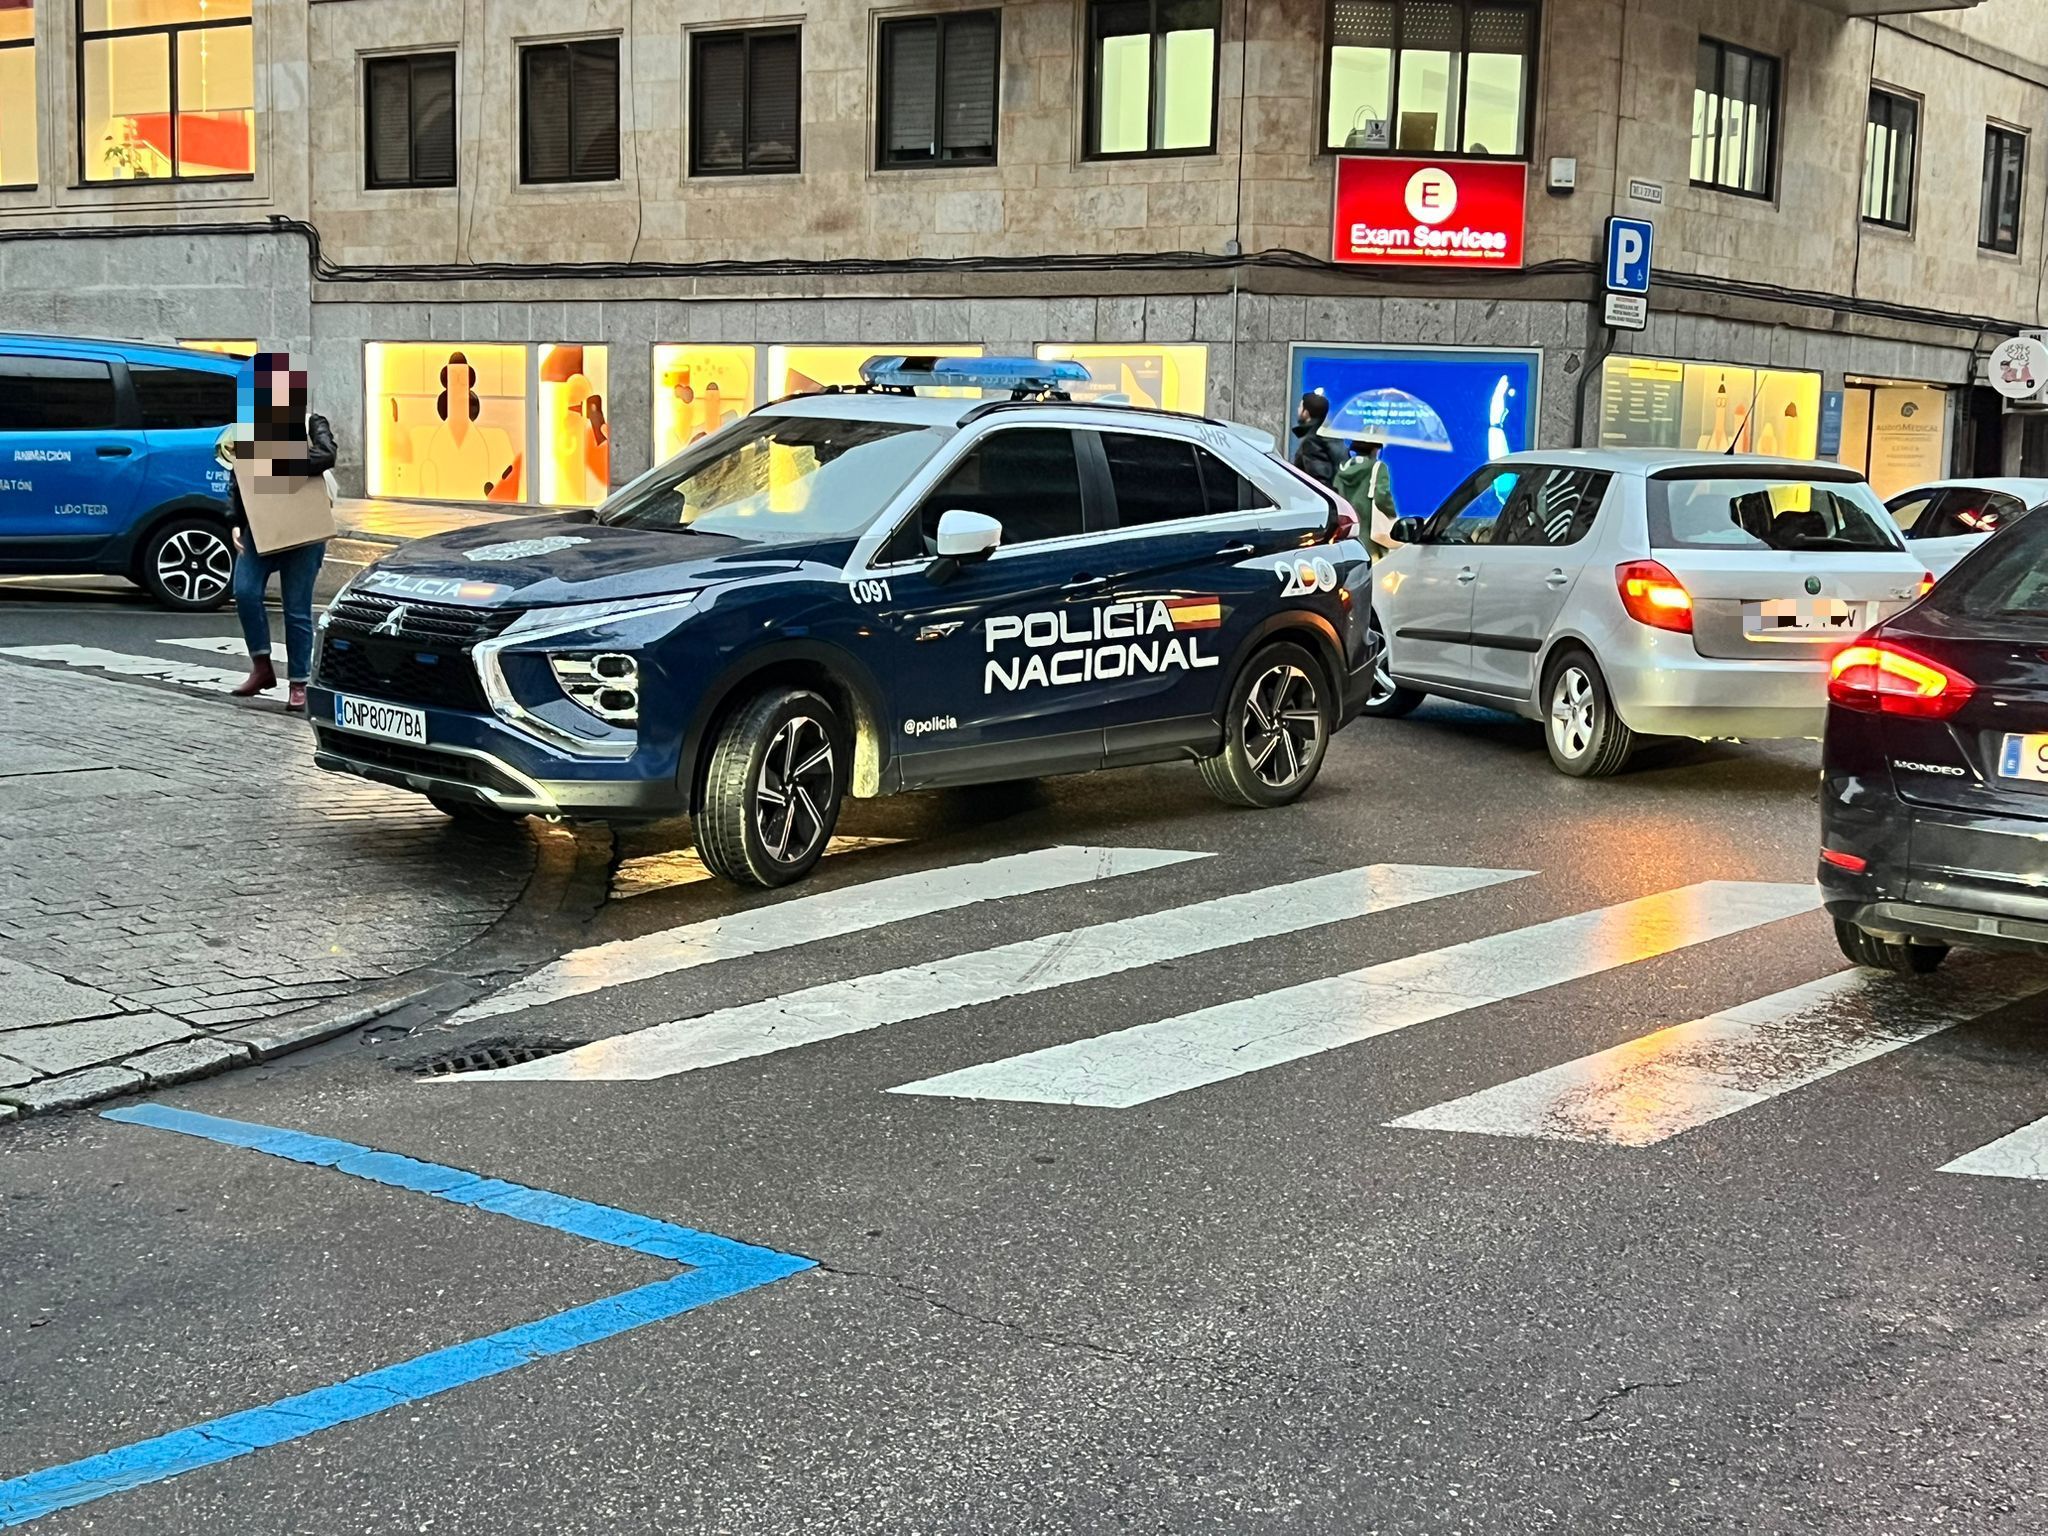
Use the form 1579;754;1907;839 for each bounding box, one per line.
311;358;1374;886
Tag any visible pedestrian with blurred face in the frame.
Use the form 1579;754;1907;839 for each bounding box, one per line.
1291;391;1340;487
220;352;336;711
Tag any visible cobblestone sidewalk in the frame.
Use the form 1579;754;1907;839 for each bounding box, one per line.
0;660;543;1117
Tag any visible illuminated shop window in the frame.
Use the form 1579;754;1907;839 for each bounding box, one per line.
366;342;527;504
537;344;610;507
80;0;256;183
1037;344;1208;413
0;0;35;189
178;338;257;356
767;344;983;398
1597;356;1820;459
653;345;757;463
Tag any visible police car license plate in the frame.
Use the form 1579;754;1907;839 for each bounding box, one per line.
1998;732;2048;783
333;694;427;745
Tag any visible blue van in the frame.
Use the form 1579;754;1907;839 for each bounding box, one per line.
0;334;241;610
311;357;1375;887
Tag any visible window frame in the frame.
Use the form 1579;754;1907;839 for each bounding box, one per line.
1317;0;1539;162
1980;124;2027;256
1690;35;1779;202
1491;467;1612;548
0;352;122;433
74;0;256;187
363;50;457;192
876;10;1001;171
1082;0;1221;162
688;25;803;178
1422;463;1523;545
1860;86;1917;233
518;36;621;186
0;3;33;191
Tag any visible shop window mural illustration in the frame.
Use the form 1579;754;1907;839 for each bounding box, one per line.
1598;358;1821;459
538;344;610;507
366;343;527;504
1037;345;1208;413
767;345;984;398
653;345;757;463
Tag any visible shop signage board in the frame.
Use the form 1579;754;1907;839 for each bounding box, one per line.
1987;335;2048;402
1818;391;1845;458
1332;158;1527;268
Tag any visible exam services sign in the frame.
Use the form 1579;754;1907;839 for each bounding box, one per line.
1332;158;1528;269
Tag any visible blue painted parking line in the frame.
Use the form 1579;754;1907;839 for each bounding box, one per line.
0;1105;813;1529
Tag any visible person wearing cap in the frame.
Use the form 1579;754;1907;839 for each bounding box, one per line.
1290;391;1340;486
1334;437;1400;557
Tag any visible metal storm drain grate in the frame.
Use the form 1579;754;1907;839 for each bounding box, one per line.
411;1040;584;1078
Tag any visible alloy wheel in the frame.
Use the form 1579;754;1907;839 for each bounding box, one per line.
754;715;836;864
157;528;233;605
1365;613;1397;710
1243;664;1323;790
1550;665;1596;761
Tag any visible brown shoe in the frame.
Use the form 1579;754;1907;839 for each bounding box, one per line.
231;656;277;697
286;682;308;712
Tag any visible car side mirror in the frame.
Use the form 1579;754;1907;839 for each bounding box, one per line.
935;509;1003;561
1387;516;1426;546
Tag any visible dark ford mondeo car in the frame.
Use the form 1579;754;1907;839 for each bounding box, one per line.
1821;506;2048;973
311;360;1373;887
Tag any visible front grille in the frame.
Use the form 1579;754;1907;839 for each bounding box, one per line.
314;730;531;797
326;594;522;647
317;636;489;711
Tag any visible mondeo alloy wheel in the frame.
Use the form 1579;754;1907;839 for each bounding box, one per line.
141;519;234;610
754;714;836;865
1243;662;1324;791
1200;640;1333;808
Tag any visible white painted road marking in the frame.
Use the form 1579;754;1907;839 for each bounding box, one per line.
1943;1109;2048;1181
0;643;252;695
610;836;908;899
440;863;1529;1083
894;881;1822;1109
452;845;1206;1027
1390;963;2048;1147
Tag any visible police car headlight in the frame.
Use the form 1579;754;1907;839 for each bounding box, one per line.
502;592;700;640
550;652;640;725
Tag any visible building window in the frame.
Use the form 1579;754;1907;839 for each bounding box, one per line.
520;38;619;184
1323;1;1533;157
79;0;256;183
1085;0;1218;159
1690;37;1777;199
365;52;456;190
878;12;999;169
0;0;35;189
690;27;800;176
1861;88;1916;231
1981;125;2026;254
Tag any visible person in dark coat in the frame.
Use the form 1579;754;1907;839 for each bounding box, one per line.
1291;391;1340;486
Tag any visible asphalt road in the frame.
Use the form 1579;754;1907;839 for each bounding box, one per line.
5;588;2047;1534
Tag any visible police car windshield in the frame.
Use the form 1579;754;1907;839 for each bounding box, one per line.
596;414;946;541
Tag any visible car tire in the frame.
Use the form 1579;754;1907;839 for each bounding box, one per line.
1832;918;1949;976
136;516;234;611
1199;641;1332;809
697;687;848;888
1542;649;1636;778
428;794;526;826
1359;606;1427;719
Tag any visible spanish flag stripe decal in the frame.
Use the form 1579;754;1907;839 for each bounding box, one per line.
1166;596;1223;631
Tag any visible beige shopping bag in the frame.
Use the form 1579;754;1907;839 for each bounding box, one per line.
234;459;337;555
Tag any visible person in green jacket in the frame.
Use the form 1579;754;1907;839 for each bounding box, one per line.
1333;438;1399;556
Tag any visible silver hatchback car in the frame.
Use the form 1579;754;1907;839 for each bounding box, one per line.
1364;450;1931;776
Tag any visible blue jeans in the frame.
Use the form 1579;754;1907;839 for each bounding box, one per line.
234;540;326;683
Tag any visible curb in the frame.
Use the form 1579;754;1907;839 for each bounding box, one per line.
0;821;614;1122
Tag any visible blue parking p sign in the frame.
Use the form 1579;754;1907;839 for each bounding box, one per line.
1605;217;1654;294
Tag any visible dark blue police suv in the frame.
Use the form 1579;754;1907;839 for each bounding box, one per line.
311;359;1374;886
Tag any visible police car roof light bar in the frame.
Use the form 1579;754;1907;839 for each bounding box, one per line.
856;354;1093;400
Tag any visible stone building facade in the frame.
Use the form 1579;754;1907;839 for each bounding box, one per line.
2;0;2045;504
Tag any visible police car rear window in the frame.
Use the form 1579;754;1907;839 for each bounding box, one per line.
598;415;945;540
1647;475;1901;554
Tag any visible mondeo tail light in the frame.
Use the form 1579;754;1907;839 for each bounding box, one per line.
1616;561;1694;633
1827;641;1976;719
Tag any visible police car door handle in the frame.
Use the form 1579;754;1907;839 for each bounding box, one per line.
1063;574;1109;593
1214;543;1254;559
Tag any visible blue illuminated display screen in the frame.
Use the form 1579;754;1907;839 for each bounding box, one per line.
1288;347;1541;523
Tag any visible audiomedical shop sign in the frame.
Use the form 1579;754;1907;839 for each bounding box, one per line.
1332;158;1528;269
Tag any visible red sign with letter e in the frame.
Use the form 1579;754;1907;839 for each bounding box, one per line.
1332;157;1528;269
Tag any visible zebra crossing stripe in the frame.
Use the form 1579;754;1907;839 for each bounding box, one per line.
450;845;1207;1027
892;881;1821;1109
1389;963;2048;1147
0;643;252;695
1942;1108;2048;1181
437;864;1528;1083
